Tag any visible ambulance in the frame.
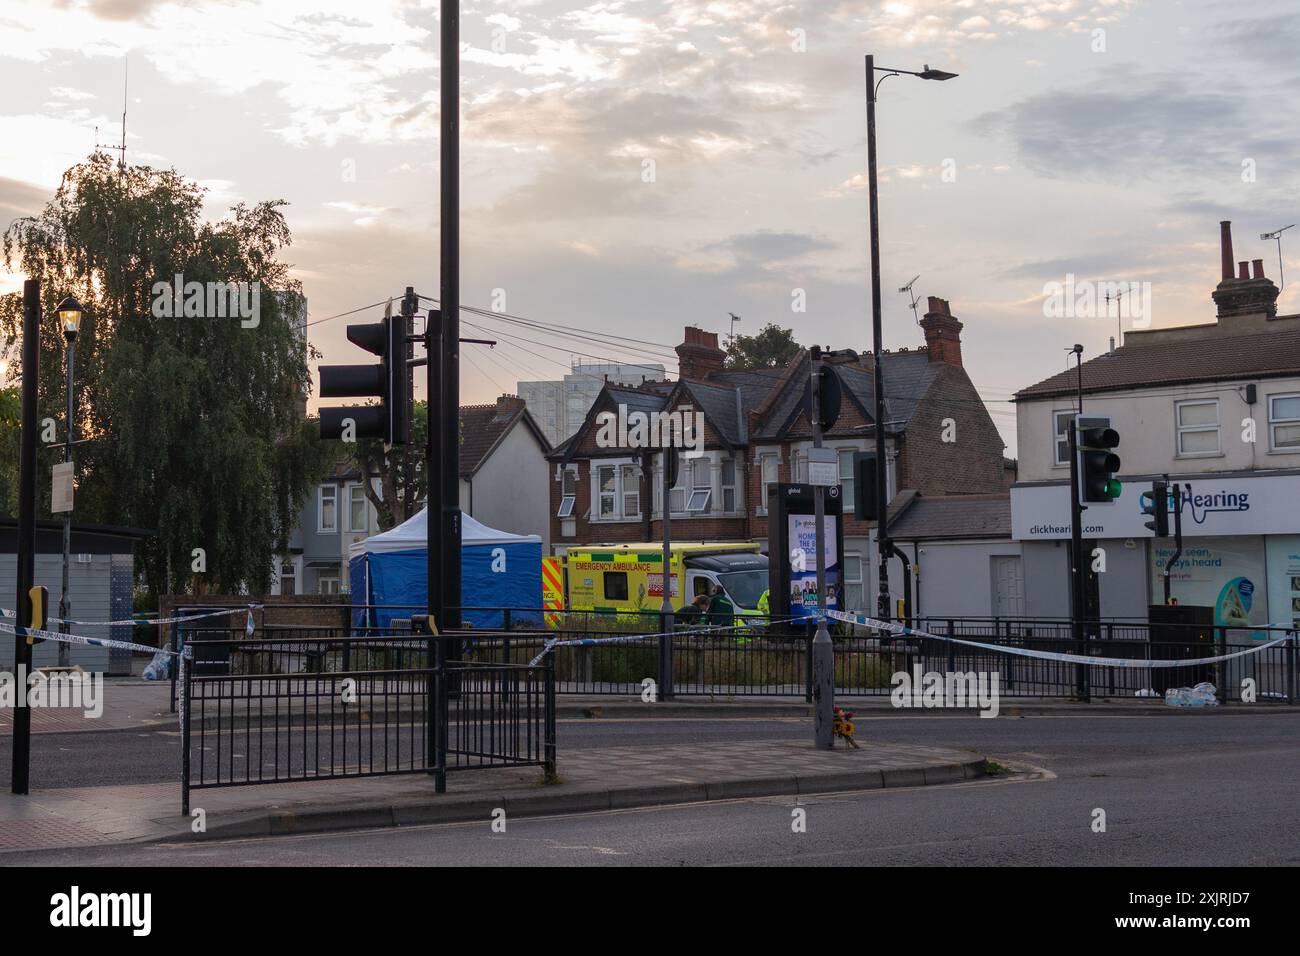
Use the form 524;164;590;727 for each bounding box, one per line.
550;542;768;620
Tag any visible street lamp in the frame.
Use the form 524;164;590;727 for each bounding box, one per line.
864;55;956;622
54;295;83;667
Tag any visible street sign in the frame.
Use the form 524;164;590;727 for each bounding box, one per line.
807;447;838;487
51;461;74;513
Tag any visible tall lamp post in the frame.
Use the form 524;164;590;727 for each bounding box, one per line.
864;55;956;621
55;296;84;668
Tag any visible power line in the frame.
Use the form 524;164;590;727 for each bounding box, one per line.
418;293;679;355
304;298;397;330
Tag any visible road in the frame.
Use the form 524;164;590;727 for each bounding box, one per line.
3;712;1297;865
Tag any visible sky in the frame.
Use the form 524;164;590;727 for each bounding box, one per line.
1;0;1298;457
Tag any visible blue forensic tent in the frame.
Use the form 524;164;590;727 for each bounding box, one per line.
348;508;543;631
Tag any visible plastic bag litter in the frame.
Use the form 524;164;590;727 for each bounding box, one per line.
141;649;173;681
1164;682;1218;707
1134;688;1159;697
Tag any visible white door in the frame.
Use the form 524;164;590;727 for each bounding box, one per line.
991;555;1025;618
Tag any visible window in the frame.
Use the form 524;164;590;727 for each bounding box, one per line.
1269;393;1300;450
843;553;864;613
1176;400;1220;456
720;456;737;513
687;458;712;513
597;464;617;518
790;450;805;483
758;454;778;512
318;574;339;595
669;454;687;513
348;484;367;532
318;485;337;533
603;571;628;601
621;463;641;517
838;449;855;512
1053;410;1075;466
557;466;576;518
279;560;296;597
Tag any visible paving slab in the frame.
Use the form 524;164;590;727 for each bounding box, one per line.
0;739;985;853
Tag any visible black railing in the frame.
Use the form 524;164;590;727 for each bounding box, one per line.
181;633;556;813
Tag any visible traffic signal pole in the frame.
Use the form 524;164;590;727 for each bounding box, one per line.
11;280;40;795
439;0;461;640
810;347;834;748
1067;421;1088;701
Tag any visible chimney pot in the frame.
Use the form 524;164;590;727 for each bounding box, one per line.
1252;259;1265;279
1238;261;1250;280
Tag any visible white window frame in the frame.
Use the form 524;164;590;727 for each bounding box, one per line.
318;485;338;533
686;457;712;513
318;574;340;596
557;465;577;518
590;459;639;522
1175;399;1221;457
621;462;642;519
1053;409;1075;467
1268;392;1300;452
719;455;737;514
757;452;779;514
838;448;855;513
347;483;368;533
843;552;864;613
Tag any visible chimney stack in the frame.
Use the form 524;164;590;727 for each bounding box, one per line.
1220;221;1234;281
1212;221;1280;321
675;326;726;381
495;393;525;416
919;296;965;367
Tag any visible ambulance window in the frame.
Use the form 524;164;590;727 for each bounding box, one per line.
693;577;712;597
604;572;629;601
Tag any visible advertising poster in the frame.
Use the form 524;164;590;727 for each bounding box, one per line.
1265;535;1300;633
788;513;839;618
1149;535;1267;630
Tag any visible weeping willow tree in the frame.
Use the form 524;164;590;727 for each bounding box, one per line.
0;152;330;597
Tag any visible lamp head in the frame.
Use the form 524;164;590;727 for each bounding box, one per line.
919;64;958;81
55;296;84;340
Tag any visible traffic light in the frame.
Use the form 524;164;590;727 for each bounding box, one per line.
1076;415;1121;503
806;352;842;431
1140;480;1169;536
319;308;410;445
852;451;878;520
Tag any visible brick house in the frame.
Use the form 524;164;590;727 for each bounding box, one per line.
547;298;1011;610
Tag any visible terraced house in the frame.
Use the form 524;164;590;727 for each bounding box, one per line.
547;300;1013;612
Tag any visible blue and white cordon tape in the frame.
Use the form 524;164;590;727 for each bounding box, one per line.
826;609;1292;669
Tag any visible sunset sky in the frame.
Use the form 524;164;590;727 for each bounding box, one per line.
2;0;1298;455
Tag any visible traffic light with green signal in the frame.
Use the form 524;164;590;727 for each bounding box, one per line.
1139;479;1169;536
1076;415;1121;503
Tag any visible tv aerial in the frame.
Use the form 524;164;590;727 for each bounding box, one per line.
898;275;921;324
1260;224;1295;291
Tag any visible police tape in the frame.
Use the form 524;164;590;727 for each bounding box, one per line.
0;605;260;628
826;609;1293;669
0;620;191;658
526;619;804;666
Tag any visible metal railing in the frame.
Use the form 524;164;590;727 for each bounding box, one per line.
180;632;556;813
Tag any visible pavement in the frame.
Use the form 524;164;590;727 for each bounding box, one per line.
0;737;985;852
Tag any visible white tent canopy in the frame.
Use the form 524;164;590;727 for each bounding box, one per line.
348;507;542;558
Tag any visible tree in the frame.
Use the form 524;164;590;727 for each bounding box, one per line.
0;153;330;596
725;323;802;369
344;399;429;531
0;386;18;515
